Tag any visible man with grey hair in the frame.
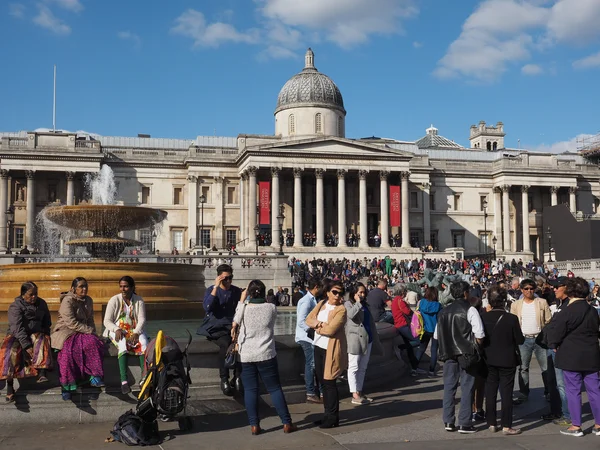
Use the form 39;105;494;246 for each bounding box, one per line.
367;279;393;324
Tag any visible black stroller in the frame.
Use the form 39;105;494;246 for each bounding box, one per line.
137;330;193;431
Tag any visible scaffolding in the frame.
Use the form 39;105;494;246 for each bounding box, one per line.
579;133;600;158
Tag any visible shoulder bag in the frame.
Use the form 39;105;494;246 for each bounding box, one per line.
224;303;246;369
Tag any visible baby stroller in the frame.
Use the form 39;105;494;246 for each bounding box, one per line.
137;330;193;431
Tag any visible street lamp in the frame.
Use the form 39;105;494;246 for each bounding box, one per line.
6;206;14;254
492;236;497;261
482;199;488;256
254;224;260;256
547;226;553;262
199;193;206;255
152;230;157;254
277;204;285;256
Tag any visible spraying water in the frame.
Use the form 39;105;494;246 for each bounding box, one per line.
87;165;117;205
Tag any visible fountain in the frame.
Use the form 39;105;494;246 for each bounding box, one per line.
0;166;205;323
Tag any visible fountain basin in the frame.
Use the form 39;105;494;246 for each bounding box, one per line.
0;262;205;324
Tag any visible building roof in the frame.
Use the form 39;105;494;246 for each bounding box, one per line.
275;49;345;115
415;125;463;149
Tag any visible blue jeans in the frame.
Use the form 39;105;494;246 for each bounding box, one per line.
298;340;319;396
550;349;570;420
240;357;291;427
415;331;438;372
443;358;475;427
518;337;548;397
379;310;394;324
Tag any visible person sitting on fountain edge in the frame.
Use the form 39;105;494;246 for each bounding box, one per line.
199;263;242;396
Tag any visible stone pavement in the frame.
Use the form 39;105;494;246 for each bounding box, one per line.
1;364;598;450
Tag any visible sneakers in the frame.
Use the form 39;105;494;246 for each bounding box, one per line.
488;425;499;433
89;376;105;388
428;371;436;377
560;428;584;437
458;425;477;434
61;390;72;401
541;413;561;421
361;396;374;403
552;417;572;426
502;428;522;435
121;383;131;395
351;397;369;405
444;423;457;432
471;410;486;422
410;368;427;377
593;427;600;436
306;395;322;404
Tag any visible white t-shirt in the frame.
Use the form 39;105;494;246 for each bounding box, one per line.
521;300;540;335
313;303;336;350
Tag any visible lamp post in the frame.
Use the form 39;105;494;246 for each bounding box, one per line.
254;225;260;256
152;230;157;254
6;206;14;254
277;204;285;256
547;226;553;262
199;193;206;255
492;236;497;261
482;199;488;256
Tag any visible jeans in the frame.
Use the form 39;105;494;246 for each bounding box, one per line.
443;358;476;427
397;326;420;370
562;370;600;427
415;331;438;372
551;351;570;419
348;343;372;393
517;337;548;397
298;340;319;396
240;357;291;427
379;310;394;324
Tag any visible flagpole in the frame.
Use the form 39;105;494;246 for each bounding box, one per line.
53;65;56;132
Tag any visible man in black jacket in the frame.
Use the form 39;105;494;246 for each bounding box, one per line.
436;281;485;434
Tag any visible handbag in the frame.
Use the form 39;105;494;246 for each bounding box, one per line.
493;312;522;366
224;303;246;369
307;300;325;341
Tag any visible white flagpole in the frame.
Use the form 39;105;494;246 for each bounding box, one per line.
53;65;56;132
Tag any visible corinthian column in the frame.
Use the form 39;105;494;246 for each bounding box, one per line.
66;171;75;206
0;170;8;252
550;186;559;206
315;169;325;247
187;175;198;248
239;173;246;244
380;170;390;248
293;168;303;247
521;185;530;252
270;167;281;249
401;171;410;247
26;170;35;247
422;182;431;246
337;169;347;247
569;186;578;213
359;170;368;248
502;185;511;252
493;187;503;251
247;166;258;249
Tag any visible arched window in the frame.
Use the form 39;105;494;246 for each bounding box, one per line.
492;141;498;151
486;141;492;151
288;114;295;135
315;113;322;134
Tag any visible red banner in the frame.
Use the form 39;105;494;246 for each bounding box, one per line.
390;185;401;227
259;181;271;225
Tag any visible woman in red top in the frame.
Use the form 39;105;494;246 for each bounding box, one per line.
391;285;424;376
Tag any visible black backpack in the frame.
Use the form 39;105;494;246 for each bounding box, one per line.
280;293;290;306
110;410;161;446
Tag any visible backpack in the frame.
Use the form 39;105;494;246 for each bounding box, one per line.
410;304;425;340
279;293;290;306
110;410;161;446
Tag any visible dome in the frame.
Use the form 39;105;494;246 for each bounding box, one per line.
275;49;346;115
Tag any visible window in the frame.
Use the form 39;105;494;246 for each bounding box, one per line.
173;187;183;205
410;191;419;209
337;116;344;136
486;141;492;151
493;142;498;151
227;186;238;204
480;195;488;211
141;186;150;204
367;186;374;204
15;227;24;249
171;229;184;251
47;183;57;202
315;113;322;134
139;229;152;250
429;192;436;211
410;230;422;248
288;114;295;134
200;229;211;249
226;229;237;247
201;186;210;203
452;230;465;248
430;231;438;250
479;233;489;253
453;194;461;210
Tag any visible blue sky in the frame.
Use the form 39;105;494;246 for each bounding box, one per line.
1;0;600;152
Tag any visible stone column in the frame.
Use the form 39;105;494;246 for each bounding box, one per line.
422;182;431;246
239;173;246;244
550;186;559;206
187;175;198;248
0;170;8;252
247;166;258;250
502;185;511;252
25;170;35;247
359;170;368;248
401;171;411;247
521;185;530;252
270;167;281;249
315;169;325;247
214;176;225;248
569;186;577;213
494;187;503;251
293;168;303;247
66;172;75;206
337;169;347;247
379;170;390;248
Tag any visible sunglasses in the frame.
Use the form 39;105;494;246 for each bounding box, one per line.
223;276;233;281
330;290;345;297
522;287;535;291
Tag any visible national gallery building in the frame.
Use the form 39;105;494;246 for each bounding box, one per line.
1;49;599;260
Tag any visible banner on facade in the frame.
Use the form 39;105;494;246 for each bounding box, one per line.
390;185;401;227
259;181;271;224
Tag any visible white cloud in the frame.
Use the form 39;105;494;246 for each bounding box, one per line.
33;4;71;35
573;51;600;69
9;3;25;18
521;63;543;75
171;9;259;48
530;133;593;153
118;31;142;49
413;41;423;48
46;0;83;13
436;0;600;82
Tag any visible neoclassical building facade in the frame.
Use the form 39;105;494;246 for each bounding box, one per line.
1;49;599;260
